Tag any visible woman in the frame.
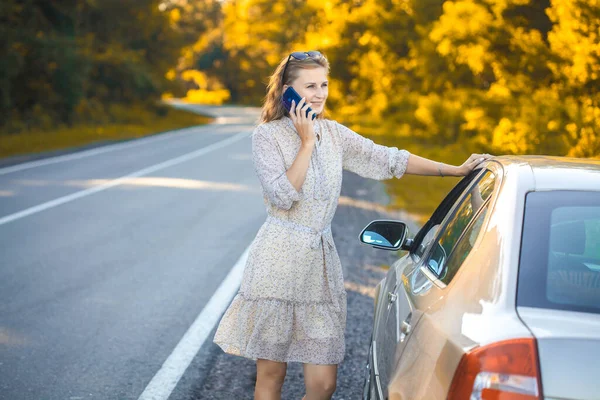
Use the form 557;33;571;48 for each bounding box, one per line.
213;50;492;400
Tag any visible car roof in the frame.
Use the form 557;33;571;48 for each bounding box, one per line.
492;155;600;191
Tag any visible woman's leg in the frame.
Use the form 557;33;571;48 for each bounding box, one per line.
301;363;338;400
255;358;288;400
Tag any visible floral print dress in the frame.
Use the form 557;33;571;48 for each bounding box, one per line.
212;116;410;365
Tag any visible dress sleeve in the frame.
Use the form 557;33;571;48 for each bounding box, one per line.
252;125;302;210
335;121;411;180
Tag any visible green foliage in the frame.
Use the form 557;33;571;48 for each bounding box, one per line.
1;0;197;131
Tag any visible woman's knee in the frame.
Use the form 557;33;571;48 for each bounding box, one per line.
256;359;287;385
306;379;336;396
303;363;338;397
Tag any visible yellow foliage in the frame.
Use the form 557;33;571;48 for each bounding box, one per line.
266;53;281;66
487;82;511;100
165;69;177;81
184;88;231;105
169;8;181;24
462;107;487;131
566;122;578;139
415;94;441;134
456;43;488;74
436;39;452;56
370;92;388;118
240;59;251;72
547;120;559;131
359;32;380;46
547;0;600;86
172;0;599;159
304;0;348;51
304;31;338;49
391;0;413;16
430;0;495;74
511;27;545;55
182;70;208;89
430;0;494;42
492;118;534;154
568;127;600;158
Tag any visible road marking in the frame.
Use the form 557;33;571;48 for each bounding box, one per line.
0;124;213;176
137;245;250;400
0;131;249;226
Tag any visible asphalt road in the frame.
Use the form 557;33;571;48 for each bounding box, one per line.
0;104;419;400
0;105;268;400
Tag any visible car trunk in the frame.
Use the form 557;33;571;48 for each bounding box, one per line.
517;307;600;400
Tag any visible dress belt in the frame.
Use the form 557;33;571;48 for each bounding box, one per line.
266;215;334;250
266;214;342;313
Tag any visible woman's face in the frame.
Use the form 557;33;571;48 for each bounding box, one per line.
286;67;328;115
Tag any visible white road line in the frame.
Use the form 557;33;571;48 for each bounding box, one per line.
137;245;249;400
0;124;213;176
0;131;250;226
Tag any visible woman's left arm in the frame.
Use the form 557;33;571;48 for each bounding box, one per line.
336;121;494;179
405;152;494;177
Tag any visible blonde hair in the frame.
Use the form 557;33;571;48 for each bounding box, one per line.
260;52;330;123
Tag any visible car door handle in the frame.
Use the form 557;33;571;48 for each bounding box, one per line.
399;313;412;343
400;320;411;335
387;292;397;303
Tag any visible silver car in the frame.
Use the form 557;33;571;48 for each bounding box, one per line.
359;156;600;400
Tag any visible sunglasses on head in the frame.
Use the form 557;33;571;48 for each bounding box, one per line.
281;50;322;86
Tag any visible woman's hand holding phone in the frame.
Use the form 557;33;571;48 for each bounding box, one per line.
290;97;317;148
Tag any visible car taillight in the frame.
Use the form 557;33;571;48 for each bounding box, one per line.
447;338;543;400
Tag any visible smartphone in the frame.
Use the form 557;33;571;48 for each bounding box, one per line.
282;87;317;120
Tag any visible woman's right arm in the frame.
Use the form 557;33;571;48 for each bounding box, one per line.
252;128;300;210
252;99;316;210
252;126;313;210
286;143;314;192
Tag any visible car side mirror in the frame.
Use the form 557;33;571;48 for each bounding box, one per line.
359;220;410;251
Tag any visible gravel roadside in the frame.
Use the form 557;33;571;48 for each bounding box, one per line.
184;170;421;400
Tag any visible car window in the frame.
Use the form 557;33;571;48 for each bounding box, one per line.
412;168;485;259
518;191;600;314
425;171;496;278
415;223;441;259
439;204;489;283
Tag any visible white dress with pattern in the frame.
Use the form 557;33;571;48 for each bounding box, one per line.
212;116;410;364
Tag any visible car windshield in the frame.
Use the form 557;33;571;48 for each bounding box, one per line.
518;191;600;314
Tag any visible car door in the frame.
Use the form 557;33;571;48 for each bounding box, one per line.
388;169;499;399
372;168;485;399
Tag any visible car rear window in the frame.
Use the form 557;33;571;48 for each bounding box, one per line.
518;191;600;314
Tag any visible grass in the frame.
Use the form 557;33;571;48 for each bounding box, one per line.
0;105;213;160
383;140;468;223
